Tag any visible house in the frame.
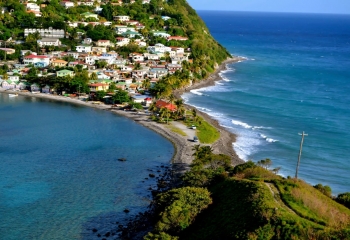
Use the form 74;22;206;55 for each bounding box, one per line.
60;1;75;8
80;12;99;20
37;38;61;47
96;40;113;47
25;3;40;11
167;36;188;41
85;55;99;65
115;25;135;34
155;100;177;112
149;67;168;79
135;23;145;30
88;83;109;92
56;69;75;77
76;45;92;53
152;31;171;38
66;51;80;59
121;31;141;38
161;16;171;21
68;61;88;69
41;85;51;93
116;37;130;46
131;94;149;104
24;28;65;38
114;15;130;22
23;55;50;67
92;46;107;54
51;59;68;67
130;53;144;62
147;43;171;54
1;80;16;90
167;64;182;74
31;83;41;92
144;53;159;60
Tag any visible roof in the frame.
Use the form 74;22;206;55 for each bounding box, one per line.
155;100;177;112
88;83;109;87
24;55;48;59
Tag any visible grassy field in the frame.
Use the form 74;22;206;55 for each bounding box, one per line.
165;125;187;136
185;116;220;144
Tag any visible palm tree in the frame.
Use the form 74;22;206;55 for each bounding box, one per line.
90;72;98;80
159;107;170;124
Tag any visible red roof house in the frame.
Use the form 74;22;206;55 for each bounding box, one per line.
155;100;177;112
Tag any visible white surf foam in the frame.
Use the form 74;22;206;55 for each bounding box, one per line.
252;126;272;130
190;89;204;96
231;120;252;129
266;138;279;143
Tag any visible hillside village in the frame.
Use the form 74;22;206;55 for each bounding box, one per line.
0;0;222;107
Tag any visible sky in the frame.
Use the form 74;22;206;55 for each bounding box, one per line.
187;0;350;15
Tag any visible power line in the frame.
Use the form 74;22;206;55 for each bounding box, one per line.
295;131;308;179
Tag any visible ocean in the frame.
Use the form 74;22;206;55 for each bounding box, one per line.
183;11;350;194
0;94;174;239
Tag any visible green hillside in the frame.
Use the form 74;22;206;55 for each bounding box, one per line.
146;148;350;239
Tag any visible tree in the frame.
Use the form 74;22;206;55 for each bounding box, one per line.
314;184;332;198
336;192;350;209
159;107;171;124
154;187;212;234
95;90;106;101
112;89;130;104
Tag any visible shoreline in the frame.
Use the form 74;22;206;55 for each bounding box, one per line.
0;57;245;167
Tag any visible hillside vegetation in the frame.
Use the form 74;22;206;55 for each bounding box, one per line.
145;147;350;239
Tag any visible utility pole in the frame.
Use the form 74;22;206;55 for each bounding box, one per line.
295;131;308;179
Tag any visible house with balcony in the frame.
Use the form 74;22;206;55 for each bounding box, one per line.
37;38;61;47
114;15;130;22
23;55;50;67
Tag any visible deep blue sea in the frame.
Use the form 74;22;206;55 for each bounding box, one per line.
0;94;174;239
183;11;350;194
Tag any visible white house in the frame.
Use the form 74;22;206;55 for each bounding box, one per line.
115;25;135;34
147;43;171;54
60;1;75;8
23;55;50;67
25;3;40;11
96;40;113;47
85;55;99;65
37;38;61;47
152;31;171;38
116;37;130;47
114;15;130;22
24;28;65;38
76;45;92;53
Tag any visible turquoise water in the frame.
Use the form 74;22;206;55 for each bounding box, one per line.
0;93;174;239
184;11;350;194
